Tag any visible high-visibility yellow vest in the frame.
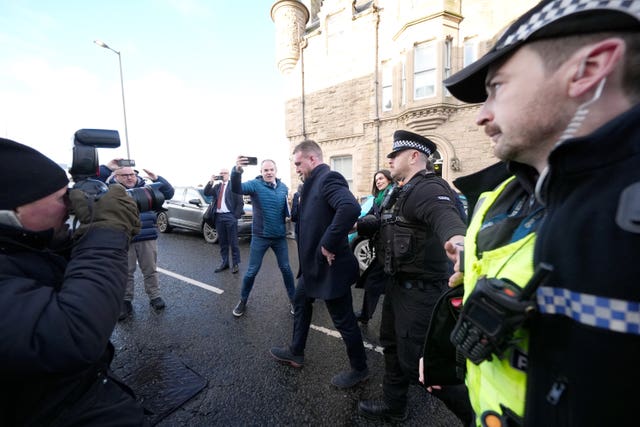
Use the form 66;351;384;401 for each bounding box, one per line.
463;177;536;426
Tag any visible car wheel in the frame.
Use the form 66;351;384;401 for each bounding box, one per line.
353;238;374;271
203;222;218;244
157;212;172;233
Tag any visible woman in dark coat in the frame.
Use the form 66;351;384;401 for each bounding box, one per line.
355;169;394;324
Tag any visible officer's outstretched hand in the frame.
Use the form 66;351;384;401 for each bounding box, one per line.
444;237;464;288
70;184;141;239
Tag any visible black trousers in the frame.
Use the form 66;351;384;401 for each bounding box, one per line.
380;279;445;408
358;261;388;320
290;277;367;371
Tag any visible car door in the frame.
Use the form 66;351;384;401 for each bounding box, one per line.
182;187;207;230
164;187;187;228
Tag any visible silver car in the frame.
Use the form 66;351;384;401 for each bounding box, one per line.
157;186;252;243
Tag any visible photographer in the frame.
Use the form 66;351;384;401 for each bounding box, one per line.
99;160;175;320
0;138;145;425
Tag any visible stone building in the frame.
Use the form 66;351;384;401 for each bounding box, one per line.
271;0;538;198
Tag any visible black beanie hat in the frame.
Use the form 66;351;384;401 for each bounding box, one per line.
0;138;69;210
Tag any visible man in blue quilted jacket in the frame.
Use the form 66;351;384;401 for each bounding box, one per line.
230;156;295;317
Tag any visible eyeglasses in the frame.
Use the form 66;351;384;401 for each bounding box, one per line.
116;173;136;178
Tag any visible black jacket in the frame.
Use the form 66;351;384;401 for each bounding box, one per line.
0;224;145;426
526;104;640;427
378;170;467;281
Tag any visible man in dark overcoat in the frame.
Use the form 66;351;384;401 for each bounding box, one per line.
270;139;369;389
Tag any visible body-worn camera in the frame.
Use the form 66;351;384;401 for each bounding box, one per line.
69;129;164;212
450;263;553;364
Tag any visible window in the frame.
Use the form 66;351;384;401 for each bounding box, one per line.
331;156;353;189
414;42;436;99
444;38;452;96
464;39;478;67
382;61;393;112
185;188;201;203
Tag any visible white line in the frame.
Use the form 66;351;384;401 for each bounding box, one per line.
156;268;382;354
310;324;384;354
157;267;224;295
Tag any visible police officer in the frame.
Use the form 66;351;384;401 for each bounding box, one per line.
424;160;541;427
441;1;640;425
357;130;466;422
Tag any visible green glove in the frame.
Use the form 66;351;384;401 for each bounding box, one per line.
69;184;141;239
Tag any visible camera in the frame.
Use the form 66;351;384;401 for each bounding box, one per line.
214;175;224;181
69;129;164;212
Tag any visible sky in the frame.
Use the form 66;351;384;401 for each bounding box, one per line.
0;0;291;186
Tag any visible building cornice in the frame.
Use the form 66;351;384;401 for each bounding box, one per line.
393;11;463;42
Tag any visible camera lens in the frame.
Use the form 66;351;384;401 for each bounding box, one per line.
126;182;165;212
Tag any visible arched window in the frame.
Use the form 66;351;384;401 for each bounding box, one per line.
431;150;443;177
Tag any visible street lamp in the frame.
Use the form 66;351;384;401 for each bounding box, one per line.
94;39;131;159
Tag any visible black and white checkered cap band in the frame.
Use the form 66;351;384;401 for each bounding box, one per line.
393;140;432;156
537;286;640;335
498;0;640;50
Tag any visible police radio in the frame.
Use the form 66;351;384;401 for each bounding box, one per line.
450;263;553;364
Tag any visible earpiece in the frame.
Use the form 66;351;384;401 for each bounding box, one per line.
575;57;587;80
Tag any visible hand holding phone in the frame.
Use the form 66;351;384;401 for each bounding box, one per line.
117;159;136;167
242;156;258;166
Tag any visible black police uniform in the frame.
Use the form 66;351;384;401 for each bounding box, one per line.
377;170;467;409
527;101;640;427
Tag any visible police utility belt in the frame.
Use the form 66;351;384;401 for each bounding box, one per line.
393;278;428;290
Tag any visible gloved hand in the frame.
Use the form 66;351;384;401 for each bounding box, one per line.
356;214;380;238
69;184;141;239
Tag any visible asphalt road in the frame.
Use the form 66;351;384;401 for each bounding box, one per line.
110;229;463;426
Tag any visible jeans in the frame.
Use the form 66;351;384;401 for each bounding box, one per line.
240;236;295;302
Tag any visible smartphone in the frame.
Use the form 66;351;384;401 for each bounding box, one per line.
214;175;224;180
118;159;136;167
243;156;258;166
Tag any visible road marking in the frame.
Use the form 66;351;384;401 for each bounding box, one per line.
310;324;384;355
157;268;382;354
157;268;224;295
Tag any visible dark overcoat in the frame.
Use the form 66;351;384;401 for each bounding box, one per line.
296;164;360;300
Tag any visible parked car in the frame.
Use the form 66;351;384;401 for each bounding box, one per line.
157;186;252;244
349;195;375;271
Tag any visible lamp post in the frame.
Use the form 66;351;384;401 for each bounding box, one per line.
94;40;131;159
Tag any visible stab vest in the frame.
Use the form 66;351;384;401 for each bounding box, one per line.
464;177;536;426
376;178;430;277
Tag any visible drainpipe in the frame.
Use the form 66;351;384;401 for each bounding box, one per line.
373;3;380;171
300;38;307;138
